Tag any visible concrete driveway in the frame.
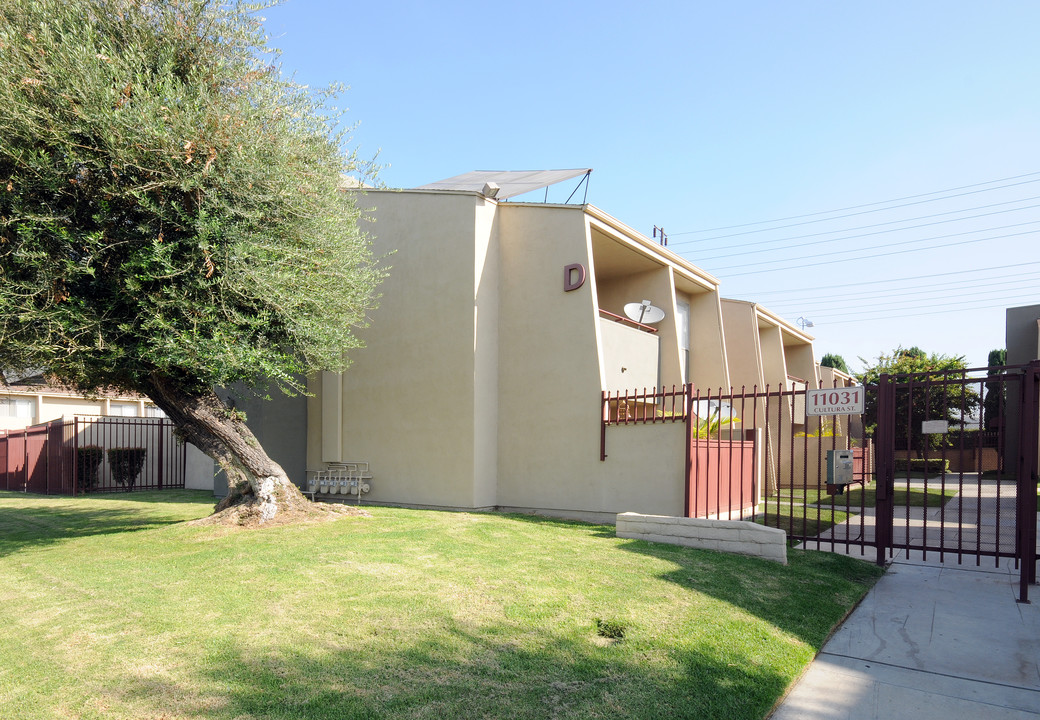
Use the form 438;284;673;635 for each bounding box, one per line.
770;473;1040;719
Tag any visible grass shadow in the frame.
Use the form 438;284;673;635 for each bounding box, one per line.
492;510;618;538
0;490;214;557
112;621;794;720
613;536;882;651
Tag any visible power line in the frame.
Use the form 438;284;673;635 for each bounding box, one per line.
748;261;1040;295
718;228;1040;277
808;290;1040;318
672;170;1040;238
708;221;1040;273
771;279;1040;314
679;199;1040;260
770;279;1040;314
814;296;1040;325
766;271;1040;305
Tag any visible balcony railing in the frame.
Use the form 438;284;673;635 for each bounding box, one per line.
598;308;658;334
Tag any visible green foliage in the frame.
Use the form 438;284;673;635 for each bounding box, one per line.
819;353;850;374
983;348;1007;431
795;419;835;438
106;447;146;490
857;346;979;454
593;617;627;640
893;457;950;474
0;0;384;399
76;445;104;490
694;411;734;438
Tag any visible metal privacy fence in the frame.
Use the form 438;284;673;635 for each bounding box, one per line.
0;417;186;494
601;362;1040;602
601;381;868;523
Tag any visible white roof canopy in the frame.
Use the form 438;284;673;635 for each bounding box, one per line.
417;169;591;200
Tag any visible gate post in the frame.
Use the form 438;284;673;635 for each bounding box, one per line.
157;421;165;491
684;383;694;518
874;374;895;566
1017;361;1040;602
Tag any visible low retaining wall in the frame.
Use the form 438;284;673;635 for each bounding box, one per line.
615;512;787;564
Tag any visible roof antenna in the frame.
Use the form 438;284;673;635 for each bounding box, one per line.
653;226;668;246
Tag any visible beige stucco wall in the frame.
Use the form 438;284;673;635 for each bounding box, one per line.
494;205;688;518
599;319;660;393
783;340;816;387
721;300;764;392
185;446;216;490
758;324;788;389
595;266;678;388
472;199;500;508
312;190;493;508
688;289;730;392
494;204;604;512
306;190;812;519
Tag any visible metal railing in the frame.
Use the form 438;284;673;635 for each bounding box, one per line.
0;416;186;495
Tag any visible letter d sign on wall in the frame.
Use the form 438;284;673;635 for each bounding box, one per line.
564;263;586;292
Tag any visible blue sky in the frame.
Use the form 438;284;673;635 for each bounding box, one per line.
262;1;1040;374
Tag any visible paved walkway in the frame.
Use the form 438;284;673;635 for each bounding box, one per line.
770;475;1040;719
808;475;1019;556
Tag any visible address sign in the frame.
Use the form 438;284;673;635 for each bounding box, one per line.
806;386;865;416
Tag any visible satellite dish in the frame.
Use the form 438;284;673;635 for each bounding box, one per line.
623;299;665;325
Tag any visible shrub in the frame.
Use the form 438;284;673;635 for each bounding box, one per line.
893;458;949;474
106;447;147;491
76;446;104;491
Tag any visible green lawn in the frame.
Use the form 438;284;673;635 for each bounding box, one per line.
755;492;854;538
0;491;882;720
756;484;959;540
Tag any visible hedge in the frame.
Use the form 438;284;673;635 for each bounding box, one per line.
893;458;949;473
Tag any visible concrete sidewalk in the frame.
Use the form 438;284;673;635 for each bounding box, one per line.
770;551;1040;719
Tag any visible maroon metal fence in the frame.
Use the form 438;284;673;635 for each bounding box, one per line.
874;362;1040;601
0;417;186;495
601;380;869;532
601;362;1040;602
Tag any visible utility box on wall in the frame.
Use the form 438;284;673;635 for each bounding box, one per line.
826;449;855;495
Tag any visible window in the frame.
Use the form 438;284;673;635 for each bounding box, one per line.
109;402;138;417
0;397;33;418
144;405;166;418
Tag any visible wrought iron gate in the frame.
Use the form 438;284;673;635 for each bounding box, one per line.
874;362;1039;600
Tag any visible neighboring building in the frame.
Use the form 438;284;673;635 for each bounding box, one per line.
0;379;166;433
1004;304;1040;474
305;171;827;521
0;377;217;491
1007;304;1040;366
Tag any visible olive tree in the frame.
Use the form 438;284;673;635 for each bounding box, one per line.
0;0;384;522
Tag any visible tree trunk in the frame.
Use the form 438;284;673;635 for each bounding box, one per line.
139;373;309;523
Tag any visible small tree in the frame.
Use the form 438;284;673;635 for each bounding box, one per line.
76;445;104;491
820;353;850;374
107;447;147;491
0;1;385;522
983;349;1007;431
857;347;979;455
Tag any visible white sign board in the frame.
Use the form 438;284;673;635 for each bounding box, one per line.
922;420;949;435
806;386;865;416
